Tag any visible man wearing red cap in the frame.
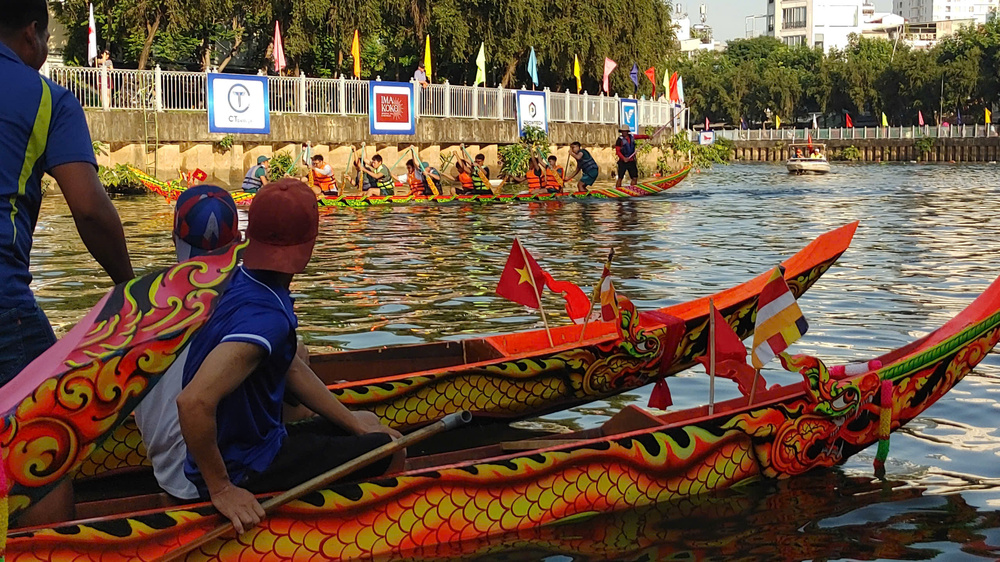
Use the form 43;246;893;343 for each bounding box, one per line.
175;179;401;534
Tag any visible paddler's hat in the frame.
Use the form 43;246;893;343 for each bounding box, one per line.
173;184;240;261
244;178;318;274
257;155;270;165
618;125;631;132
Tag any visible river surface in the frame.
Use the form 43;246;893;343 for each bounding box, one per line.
31;163;1000;561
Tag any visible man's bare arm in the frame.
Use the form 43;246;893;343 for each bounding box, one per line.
177;342;268;534
49;162;133;284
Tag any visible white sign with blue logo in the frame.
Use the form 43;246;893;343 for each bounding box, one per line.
207;74;270;135
516;91;548;135
620;98;638;134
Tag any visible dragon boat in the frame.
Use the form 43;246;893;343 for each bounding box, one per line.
7;266;1000;561
128;166;692;208
73;222;858;480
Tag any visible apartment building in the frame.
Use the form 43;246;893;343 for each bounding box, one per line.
893;0;999;24
765;0;904;50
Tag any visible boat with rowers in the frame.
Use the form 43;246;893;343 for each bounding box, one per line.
8;263;1000;561
129;166;692;208
71;222;857;480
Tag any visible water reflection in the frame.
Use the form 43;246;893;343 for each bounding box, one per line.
28;163;1000;560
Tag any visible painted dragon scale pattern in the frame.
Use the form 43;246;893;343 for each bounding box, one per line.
129;166;691;207
9;280;999;561
73;253;841;480
0;245;243;522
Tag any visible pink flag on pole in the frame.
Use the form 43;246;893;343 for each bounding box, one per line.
602;57;617;94
273;21;287;74
918;110;925;126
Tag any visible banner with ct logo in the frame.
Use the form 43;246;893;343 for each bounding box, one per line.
369;82;416;135
516;91;548;135
207;74;270;134
619;98;638;135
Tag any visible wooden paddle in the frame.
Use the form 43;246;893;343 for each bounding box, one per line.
410;147;440;196
461;144;498;195
533;145;565;191
157;411;472;562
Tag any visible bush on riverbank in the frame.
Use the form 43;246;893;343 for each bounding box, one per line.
93;142;146;195
665;132;733;169
498;126;551;178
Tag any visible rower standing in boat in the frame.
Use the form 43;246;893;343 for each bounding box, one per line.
174;180;403;534
567;141;600;193
357;154;395;197
0;0;134;525
309;154;338;197
242;155;271;193
614;126;649;188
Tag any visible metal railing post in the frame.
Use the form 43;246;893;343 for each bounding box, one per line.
299;72;307;115
412;78;421;118
154;65;163;112
544;87;551;122
443;80;451;117
472;85;479;119
497;84;504;119
339;75;347;116
583;92;589;124
565;90;571;122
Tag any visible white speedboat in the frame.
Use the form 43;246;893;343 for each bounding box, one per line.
786;142;830;174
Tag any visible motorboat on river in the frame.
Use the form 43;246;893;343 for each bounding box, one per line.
787;142;831;174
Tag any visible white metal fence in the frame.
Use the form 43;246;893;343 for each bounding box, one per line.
715;125;999;141
43;64;680;128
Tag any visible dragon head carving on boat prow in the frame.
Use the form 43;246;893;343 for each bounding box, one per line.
780;353;880;419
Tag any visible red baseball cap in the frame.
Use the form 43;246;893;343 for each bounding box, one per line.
243;178;318;274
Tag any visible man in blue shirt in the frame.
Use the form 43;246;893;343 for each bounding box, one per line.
176;179;402;534
0;0;133;390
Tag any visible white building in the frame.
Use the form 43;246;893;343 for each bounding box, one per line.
893;0;999;23
765;0;904;51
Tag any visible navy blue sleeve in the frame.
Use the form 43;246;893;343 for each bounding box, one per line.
43;87;98;172
218;302;292;357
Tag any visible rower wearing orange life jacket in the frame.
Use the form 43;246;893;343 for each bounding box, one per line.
508;154;546;195
309;154;338;197
545;155;565;193
447;159;478;195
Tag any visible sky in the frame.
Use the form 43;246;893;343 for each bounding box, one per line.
699;0;893;42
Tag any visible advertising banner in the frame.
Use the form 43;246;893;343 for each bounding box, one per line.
516;91;548;135
370;81;416;135
699;131;716;145
620;98;638;134
207;74;270;134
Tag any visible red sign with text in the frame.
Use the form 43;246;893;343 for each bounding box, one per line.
376;93;410;123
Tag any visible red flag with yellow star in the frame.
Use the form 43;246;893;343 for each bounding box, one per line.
496;238;546;308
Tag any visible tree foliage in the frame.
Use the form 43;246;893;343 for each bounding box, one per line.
55;0;674;90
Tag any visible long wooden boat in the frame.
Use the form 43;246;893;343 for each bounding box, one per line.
8;270;1000;561
74;222;858;480
129;166;692;207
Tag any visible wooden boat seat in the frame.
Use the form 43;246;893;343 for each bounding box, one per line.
311;339;509;384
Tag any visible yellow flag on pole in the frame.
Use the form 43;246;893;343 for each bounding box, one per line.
573;55;581;93
424;35;432;82
881;112;888;127
351;30;361;78
474;42;486;86
987;107;992;123
775;115;781;128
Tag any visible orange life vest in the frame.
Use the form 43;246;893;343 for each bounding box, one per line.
526;167;544;190
311;168;334;192
546;167;564;190
408;170;425;195
458;171;475;191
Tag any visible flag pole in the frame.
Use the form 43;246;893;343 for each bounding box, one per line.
518;237;554;346
577;248;614;344
748;369;760;406
708;298;716;415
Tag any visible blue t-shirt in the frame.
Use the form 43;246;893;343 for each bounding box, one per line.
182;267;298;496
0;43;98;308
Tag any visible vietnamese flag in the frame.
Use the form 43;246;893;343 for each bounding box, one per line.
496;238;546;308
696;306;758;395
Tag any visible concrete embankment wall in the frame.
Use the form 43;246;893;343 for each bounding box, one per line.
733;138;1000;163
86;111;680;189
